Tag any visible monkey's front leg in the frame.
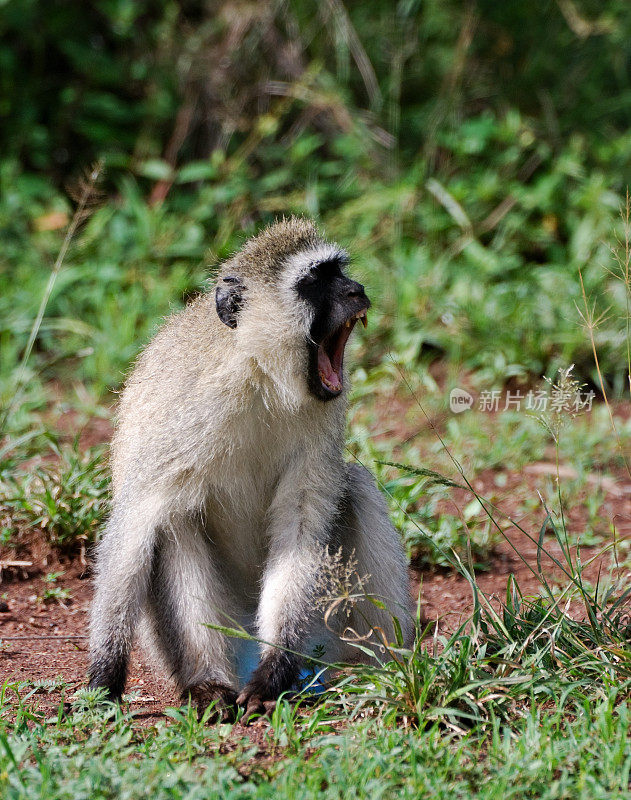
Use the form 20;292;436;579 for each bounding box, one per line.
236;464;341;720
236;545;322;720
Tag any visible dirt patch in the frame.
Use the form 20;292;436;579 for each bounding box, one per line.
416;462;631;623
0;552;179;721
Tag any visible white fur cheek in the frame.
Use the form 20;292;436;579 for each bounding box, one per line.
282;245;349;282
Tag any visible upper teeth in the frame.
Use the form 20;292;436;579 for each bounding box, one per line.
344;311;368;329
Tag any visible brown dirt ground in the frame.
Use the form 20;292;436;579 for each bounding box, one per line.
2;405;631;723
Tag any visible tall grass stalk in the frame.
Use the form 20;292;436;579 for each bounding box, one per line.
0;163;102;438
577;192;631;479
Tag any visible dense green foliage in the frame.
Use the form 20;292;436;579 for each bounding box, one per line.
3;0;631;415
3;1;631;173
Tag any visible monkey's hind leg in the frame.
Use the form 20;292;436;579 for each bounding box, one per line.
325;463;413;664
145;519;239;721
88;493;166;700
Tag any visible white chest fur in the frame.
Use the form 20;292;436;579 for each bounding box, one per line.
197;392;321;590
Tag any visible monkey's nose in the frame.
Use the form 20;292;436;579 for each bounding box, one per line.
346;280;367;299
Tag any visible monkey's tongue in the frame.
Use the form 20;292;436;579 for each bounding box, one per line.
318;320;355;394
318;349;342;392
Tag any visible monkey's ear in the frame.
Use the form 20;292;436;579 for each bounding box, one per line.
215;276;246;329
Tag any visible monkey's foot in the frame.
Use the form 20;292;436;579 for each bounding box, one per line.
183;682;238;723
86;680;122;703
87;653;128;703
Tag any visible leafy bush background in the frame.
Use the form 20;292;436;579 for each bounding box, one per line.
2;0;631;415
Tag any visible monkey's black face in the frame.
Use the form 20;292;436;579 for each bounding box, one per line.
295;259;370;401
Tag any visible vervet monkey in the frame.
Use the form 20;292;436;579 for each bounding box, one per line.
88;217;412;720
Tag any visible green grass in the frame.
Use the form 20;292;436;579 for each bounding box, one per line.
2;452;630;797
1;689;629;799
1;439;109;550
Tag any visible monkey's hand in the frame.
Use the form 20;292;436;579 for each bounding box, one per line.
183;682;239;723
236;651;299;723
235;683;278;724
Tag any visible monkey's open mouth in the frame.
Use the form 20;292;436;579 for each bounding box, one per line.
317;310;367;396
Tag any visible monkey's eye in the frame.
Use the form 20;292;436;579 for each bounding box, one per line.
297;270;319;288
297;260;342;290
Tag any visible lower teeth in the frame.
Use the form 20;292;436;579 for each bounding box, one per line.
319;371;340;391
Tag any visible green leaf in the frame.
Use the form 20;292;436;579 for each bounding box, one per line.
136;159;173;181
175;161;217;184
